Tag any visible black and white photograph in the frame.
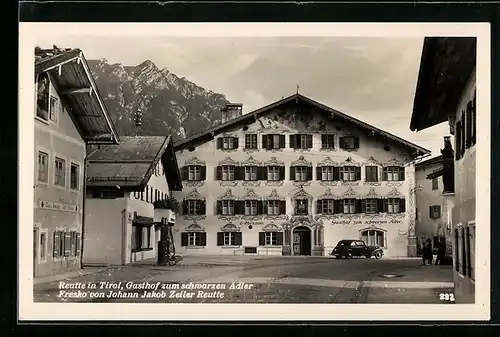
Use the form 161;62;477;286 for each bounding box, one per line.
18;22;490;321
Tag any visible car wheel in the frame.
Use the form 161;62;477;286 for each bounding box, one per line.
346;252;352;259
374;251;382;259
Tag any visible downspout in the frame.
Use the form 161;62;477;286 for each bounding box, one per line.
80;148;88;269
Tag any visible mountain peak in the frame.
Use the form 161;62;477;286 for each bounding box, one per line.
88;58;230;140
136;59;158;70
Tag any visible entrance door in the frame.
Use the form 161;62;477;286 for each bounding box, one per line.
33;228;38;277
293;226;311;256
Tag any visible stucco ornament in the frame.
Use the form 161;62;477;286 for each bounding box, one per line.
185;223;205;232
183;188;205;201
407;167;416;238
291;155;313;167
317;156;340;187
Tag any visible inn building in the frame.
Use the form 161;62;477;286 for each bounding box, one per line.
83;136;183;266
172;94;431;257
410;37;476;303
33;47;119;278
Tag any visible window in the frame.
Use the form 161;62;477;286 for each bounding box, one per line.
382;166;404;181
343;199;356;214
431;177;438;190
321;134;335;149
245;134;258;149
49;95;58;123
365;166;378;182
339;136;359;150
53;230;80;258
387;198;400;213
70;163;79;190
186;200;202;215
222;166;235;181
54;157;66;187
295;199;308;215
224;232;237;246
223;137;234;149
263;134;284;150
429;205;441;219
131;226;151;251
361;230;385;248
37;151;48;183
245;200;258;215
295;166;308;181
245;166;258;181
145;186;149;202
265;232;278;245
291;134;313;149
471;92;476;146
455;119;464;160
181;230;206;247
365;199;378;214
40;232;47;260
188;166;201;181
221;200;235;215
188;232;202;246
267;200;280;215
36;73;50;121
267;166;281;181
322;166;334;181
321;199;335;214
341;166;358;181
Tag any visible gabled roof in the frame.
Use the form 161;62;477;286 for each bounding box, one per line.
410;37;476;132
35;47;120;144
86;136;183;191
415;155;443;168
174;93;430;157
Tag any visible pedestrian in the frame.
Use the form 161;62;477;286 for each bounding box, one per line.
423;238;433;265
435;237;446;265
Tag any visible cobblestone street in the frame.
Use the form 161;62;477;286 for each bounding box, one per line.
34;256;455;304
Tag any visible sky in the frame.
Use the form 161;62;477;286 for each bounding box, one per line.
35;35;450;157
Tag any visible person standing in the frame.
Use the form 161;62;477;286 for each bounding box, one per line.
423;238;433;265
435;237;446;265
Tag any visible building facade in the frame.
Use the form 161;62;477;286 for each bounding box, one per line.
172;94;430;257
415;155;451;255
33;47;119;278
411;37;476;303
83;136;182;266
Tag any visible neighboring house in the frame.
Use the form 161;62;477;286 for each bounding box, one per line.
172;94;431;258
33;47;119;278
415;155;452;255
83;136;182;266
411;37;476;303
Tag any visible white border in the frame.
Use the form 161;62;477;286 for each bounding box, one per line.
19;22;490;321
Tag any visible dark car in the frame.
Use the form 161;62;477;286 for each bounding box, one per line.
330;239;384;259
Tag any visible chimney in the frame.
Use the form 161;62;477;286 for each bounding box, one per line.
134;109;143;136
221;103;243;123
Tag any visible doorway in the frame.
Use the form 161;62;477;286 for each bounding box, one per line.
33;228;38;277
293;226;311;256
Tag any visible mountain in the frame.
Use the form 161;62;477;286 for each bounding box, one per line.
87;58;230;140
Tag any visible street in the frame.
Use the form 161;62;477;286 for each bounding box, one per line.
34;256;455;304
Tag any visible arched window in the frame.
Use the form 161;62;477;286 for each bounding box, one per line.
360;229;386;248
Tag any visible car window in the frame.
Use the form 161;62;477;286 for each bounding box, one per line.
356;241;365;246
350;242;357;247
